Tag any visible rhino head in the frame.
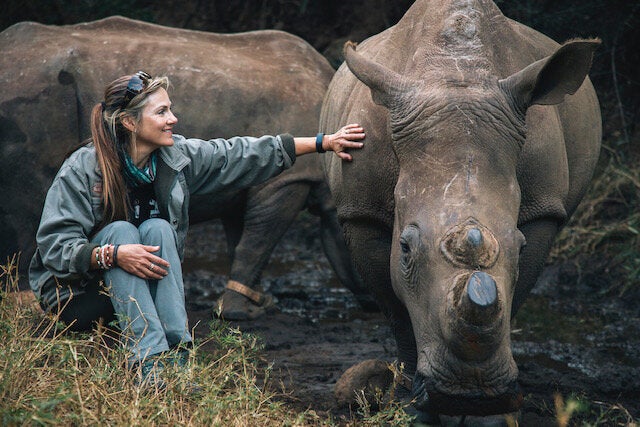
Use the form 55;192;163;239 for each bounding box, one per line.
343;39;599;418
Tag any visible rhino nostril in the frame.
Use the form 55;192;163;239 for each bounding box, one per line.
466;271;497;307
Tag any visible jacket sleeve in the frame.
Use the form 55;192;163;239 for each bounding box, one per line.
179;133;296;196
35;161;99;280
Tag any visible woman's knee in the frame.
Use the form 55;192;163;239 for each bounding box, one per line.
139;218;176;244
95;221;140;244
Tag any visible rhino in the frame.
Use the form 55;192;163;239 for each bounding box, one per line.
320;0;601;423
0;16;371;310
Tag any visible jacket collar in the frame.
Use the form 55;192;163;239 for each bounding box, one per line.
157;136;191;172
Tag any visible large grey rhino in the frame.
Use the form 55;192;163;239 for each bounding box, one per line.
0;16;369;310
321;0;601;423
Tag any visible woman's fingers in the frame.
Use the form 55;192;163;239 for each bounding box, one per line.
146;261;168;279
116;244;169;279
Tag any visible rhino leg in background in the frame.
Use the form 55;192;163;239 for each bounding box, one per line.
220;211;244;265
342;220;417;373
511;219;560;318
227;181;310;289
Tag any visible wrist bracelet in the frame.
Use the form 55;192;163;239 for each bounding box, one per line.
95;247;102;269
113;244;120;267
315;133;325;153
100;245;107;270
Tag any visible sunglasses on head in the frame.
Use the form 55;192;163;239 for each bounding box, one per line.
121;71;152;109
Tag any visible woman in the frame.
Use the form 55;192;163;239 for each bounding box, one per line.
28;71;364;386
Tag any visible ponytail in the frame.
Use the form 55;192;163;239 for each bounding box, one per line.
91;102;128;225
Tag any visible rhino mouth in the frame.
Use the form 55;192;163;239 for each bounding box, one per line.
412;372;523;416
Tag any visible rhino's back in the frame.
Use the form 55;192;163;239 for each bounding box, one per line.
0;16;332;137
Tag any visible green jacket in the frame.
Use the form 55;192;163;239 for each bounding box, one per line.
29;133;296;311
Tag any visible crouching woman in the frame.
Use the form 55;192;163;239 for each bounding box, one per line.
28;71;364;386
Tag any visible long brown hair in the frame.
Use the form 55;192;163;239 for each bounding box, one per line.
89;74;169;225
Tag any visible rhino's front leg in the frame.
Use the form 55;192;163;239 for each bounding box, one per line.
342;219;417;373
310;183;378;312
511;218;560;317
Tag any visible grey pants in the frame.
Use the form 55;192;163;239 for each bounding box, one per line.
92;218;192;364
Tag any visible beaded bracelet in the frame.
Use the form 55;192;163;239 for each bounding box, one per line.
100;245;107;269
95;246;103;269
96;244;115;270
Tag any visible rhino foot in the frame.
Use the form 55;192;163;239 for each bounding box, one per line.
334;359;394;409
437;413;520;426
214;286;275;321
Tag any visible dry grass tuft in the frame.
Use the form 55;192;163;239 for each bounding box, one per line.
0;257;331;426
0;256;416;426
550;154;640;295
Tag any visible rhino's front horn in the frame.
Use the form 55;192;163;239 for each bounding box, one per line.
467;271;497;308
456;271;500;326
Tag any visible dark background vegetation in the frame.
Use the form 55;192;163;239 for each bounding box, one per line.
2;0;639;291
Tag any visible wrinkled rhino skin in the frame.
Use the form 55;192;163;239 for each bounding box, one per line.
0;16;369;307
321;0;601;421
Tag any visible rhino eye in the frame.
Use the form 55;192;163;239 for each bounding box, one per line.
399;225;421;288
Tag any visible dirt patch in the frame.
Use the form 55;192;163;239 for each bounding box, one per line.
183;215;640;423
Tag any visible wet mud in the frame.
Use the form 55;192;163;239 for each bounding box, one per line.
183;215;640;424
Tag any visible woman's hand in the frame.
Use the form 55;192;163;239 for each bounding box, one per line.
115;244;169;280
324;123;365;161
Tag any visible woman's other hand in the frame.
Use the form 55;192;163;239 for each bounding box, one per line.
116;244;169;280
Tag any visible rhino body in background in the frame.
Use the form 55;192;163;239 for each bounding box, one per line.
321;0;601;422
0;16;368;307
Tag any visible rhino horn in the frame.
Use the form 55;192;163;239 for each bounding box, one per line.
440;219;500;269
455;271;500;326
343;41;412;108
459;271;500;325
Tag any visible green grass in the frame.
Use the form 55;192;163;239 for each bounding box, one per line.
0;258;328;426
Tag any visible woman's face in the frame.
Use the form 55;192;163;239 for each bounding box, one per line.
131;87;178;157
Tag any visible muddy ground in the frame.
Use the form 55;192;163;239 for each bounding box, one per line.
182;214;640;425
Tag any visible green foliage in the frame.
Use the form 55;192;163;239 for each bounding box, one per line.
2;0;155;29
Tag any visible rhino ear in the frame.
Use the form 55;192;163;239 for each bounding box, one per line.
499;39;600;108
343;41;411;109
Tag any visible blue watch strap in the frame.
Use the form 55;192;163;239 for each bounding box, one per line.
315;133;326;153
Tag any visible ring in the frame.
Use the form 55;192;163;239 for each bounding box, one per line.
150;263;155;271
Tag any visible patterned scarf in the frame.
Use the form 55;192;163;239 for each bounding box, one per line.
121;151;157;188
